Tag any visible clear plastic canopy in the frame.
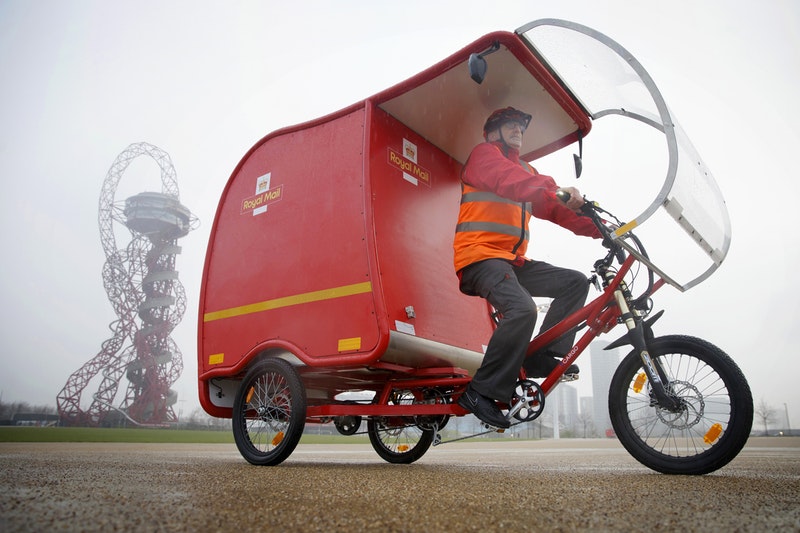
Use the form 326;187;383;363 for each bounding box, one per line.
517;19;731;291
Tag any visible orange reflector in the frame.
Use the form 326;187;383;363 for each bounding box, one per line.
397;444;409;452
632;372;647;393
271;431;285;446
245;387;254;404
704;423;723;444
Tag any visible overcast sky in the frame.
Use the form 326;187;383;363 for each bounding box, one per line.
1;0;798;428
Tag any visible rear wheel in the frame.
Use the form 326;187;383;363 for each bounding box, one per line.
232;358;306;466
367;418;434;464
609;335;753;475
367;390;434;464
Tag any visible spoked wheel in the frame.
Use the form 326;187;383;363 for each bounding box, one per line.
367;391;434;464
367;418;434;464
232;358;306;466
609;335;753;475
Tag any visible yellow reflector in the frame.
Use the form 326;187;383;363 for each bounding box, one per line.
633;372;647;393
272;431;285;446
245;387;254;404
615;220;639;237
208;353;224;365
397;444;409;452
338;337;362;352
704;423;723;444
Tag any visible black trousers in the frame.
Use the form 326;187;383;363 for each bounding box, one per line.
459;258;589;402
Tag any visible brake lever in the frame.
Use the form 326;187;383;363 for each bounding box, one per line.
555;189;627;265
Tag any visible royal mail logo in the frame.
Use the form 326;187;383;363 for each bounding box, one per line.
242;172;283;216
403;138;417;163
388;147;430;186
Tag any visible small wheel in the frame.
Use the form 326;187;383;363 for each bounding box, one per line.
333;415;362;435
232;358;306;466
367;417;434;464
609;335;753;475
367;390;434;464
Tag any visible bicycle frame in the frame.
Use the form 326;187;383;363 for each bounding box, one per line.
304;241;666;422
532;271;621;393
530;252;658;397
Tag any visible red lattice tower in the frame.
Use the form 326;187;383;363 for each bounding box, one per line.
57;143;197;427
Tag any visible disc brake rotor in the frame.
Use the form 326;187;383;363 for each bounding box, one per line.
654;380;704;430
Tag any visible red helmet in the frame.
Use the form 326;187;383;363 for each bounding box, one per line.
482;107;532;138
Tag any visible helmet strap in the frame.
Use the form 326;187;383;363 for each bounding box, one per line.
497;128;513;150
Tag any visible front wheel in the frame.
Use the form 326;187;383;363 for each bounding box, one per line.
232;358;306;466
609;335;753;475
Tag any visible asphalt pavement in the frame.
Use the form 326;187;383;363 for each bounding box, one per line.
1;437;798;531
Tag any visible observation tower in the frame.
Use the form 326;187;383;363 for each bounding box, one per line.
57;142;198;427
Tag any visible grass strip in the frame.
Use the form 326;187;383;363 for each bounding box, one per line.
0;426;369;444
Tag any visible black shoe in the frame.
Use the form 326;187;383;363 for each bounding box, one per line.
524;353;580;378
457;384;510;429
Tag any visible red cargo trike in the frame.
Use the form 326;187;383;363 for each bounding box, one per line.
197;19;753;474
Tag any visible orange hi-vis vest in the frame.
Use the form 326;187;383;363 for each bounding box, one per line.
453;181;532;273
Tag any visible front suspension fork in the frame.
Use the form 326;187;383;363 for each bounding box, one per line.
613;288;681;412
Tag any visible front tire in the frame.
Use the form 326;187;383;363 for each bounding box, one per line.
232;358;306;466
609;335;753;475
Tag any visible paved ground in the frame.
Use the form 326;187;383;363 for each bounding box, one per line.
1;437;798;532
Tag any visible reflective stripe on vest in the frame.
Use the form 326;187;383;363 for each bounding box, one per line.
453;183;532;272
458;188;531;247
455;221;529;240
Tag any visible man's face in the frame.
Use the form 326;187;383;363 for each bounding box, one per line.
498;120;525;149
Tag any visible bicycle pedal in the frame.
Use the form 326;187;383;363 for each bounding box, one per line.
480;422;506;433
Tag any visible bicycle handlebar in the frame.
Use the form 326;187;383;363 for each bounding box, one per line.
555;189;655;307
555;188;626;264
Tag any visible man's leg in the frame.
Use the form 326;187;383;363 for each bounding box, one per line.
459;259;536;403
515;260;589;356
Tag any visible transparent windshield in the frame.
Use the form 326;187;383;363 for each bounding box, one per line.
517;19;731;291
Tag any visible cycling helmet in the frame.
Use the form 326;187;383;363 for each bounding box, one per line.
482;107;532;139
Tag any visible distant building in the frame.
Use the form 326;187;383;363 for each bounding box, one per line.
590;340;620;436
556;384;579;434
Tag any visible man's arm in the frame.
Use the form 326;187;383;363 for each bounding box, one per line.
531;193;600;238
462;143;557;203
463;143;600;238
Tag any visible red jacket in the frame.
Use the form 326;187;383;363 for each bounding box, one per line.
453;141;600;272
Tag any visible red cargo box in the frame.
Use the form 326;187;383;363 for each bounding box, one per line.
198;30;590;417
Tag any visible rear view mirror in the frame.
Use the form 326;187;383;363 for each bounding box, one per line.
468;54;488;84
468;42;500;85
573;132;584;178
573;153;583;178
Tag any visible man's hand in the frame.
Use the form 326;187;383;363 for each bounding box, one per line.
556;187;585;210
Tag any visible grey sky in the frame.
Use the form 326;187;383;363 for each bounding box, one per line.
1;0;798;427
